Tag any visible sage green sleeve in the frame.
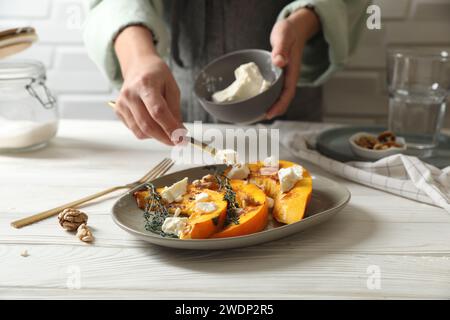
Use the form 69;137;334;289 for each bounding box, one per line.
83;0;169;88
278;0;371;86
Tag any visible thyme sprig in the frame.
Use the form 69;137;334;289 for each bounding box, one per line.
215;174;240;226
143;183;177;238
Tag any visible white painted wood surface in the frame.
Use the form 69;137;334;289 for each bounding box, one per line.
0;120;449;299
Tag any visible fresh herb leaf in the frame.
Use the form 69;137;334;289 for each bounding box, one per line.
143;183;176;238
215;173;240;226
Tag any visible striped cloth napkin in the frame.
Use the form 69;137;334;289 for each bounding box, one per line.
270;121;450;213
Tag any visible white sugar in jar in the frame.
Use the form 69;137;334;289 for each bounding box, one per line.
0;60;58;152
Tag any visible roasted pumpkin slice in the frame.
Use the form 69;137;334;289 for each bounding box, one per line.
134;186;227;239
248;160;312;224
134;189;149;210
134;188;191;213
211;180;268;238
179;188;227;239
135;185;211;215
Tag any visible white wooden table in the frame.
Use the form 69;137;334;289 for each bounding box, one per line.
1;120;449;299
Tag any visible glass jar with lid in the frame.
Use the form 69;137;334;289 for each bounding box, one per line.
0;60;58;152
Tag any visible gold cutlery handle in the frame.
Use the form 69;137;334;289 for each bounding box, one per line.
11;185;125;229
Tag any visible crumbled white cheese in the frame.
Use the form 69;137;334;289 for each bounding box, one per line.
226;163;250;180
266;196;274;209
278;165;304;193
195;192;210;202
161;217;188;237
195;201;217;213
212;62;271;103
160;177;188;204
215;149;239;164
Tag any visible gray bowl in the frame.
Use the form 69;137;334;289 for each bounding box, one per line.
194;49;284;124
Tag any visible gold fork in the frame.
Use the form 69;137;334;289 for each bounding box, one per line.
11;158;174;229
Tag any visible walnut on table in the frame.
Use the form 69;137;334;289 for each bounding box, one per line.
58;208;88;231
76;223;94;243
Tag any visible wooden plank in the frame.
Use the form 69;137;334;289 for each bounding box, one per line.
0;243;449;299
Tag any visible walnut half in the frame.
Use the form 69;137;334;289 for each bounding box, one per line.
58;208;88;231
76;223;94;243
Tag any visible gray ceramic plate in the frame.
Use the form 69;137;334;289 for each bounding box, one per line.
111;164;350;250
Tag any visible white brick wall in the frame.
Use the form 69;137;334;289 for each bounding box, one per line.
2;0;449;127
1;0;116;120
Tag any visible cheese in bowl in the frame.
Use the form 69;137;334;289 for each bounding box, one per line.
133;160;312;239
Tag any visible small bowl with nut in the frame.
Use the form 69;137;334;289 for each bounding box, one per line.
349;131;406;160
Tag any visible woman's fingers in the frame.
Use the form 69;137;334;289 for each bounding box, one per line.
265;87;295;120
266;48;301;120
113;49;185;146
115;99;146;139
127;94;174;145
270;20;294;68
140;89;184;144
165;79;183;124
265;71;298;119
165;82;186;144
116;83;183;145
267;19;302;120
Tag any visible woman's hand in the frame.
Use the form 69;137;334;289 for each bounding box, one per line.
266;8;321;120
114;26;185;145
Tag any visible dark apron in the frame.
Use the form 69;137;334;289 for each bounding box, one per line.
163;0;322;123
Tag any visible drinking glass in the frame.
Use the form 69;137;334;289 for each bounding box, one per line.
387;49;450;155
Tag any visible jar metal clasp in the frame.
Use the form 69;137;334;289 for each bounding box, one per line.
25;77;56;109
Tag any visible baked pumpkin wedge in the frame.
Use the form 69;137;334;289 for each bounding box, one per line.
211;180;269;238
247;160;312;224
135;185;217;216
179;188;227;239
134;189;149;210
134;186;227;239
